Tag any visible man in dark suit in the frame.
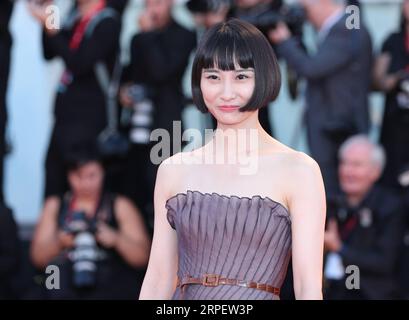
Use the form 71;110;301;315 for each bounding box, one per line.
0;0;13;203
324;135;405;299
269;0;373;197
119;0;196;232
106;0;129;14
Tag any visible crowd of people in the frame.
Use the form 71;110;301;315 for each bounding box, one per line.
1;0;409;299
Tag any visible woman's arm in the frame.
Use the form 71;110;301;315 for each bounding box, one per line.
42;17;120;76
28;0;120;77
30;197;73;269
373;53;401;92
139;159;179;300
96;196;151;268
288;153;326;300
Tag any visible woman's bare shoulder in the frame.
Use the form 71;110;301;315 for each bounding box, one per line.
277;150;322;178
43;196;61;213
156;150;198;198
159;150;198;175
263;144;322;184
283;150;319;168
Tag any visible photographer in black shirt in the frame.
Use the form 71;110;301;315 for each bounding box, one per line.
119;0;196;232
28;0;121;198
30;144;150;299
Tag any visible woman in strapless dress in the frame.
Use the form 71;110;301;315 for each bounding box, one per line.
139;18;326;300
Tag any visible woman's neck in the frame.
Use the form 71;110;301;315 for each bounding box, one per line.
74;193;100;205
73;193;100;216
210;111;271;158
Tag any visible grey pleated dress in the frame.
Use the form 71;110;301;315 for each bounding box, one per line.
165;190;292;300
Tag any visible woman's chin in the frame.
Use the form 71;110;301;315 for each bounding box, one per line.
211;110;249;126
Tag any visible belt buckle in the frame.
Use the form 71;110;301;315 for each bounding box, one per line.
202;274;220;287
236;280;248;288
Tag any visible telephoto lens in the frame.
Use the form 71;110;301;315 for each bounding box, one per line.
66;212;99;289
72;232;98;288
128;84;154;145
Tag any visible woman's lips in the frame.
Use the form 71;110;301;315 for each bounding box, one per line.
219;105;240;112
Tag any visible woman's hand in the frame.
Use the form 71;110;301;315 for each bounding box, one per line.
268;22;292;44
374;53;407;92
119;83;134;108
95;221;119;248
324;219;342;252
57;230;75;250
27;0;58;35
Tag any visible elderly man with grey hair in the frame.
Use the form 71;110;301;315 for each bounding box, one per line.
323;135;405;299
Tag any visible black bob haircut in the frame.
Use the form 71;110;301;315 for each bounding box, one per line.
191;18;281;113
64;141;104;173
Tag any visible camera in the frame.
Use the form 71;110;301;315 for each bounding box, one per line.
65;211;99;289
394;73;409;126
239;4;306;35
123;84;155;145
398;164;409;188
396;75;409;111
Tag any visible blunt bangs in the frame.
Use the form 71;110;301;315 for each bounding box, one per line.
192;18;281;113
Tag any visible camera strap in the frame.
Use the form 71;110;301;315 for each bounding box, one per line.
83;7;122;132
58;193;116;230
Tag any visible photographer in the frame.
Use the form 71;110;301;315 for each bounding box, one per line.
324;135;405;299
269;0;373;198
374;0;409;191
30;145;150;299
0;0;14;203
374;1;409;298
28;0;121;199
119;0;196;232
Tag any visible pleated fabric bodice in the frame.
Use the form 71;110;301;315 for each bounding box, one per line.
166;190;292;300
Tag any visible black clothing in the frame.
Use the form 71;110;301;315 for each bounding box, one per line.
45;192;142;299
42;9;120;197
277;15;372;197
0;202;19;299
106;0;129;15
120;20;196;232
379;31;409;188
125;19;196;136
324;186;405;299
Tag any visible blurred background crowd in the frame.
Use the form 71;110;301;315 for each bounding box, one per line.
1;0;409;300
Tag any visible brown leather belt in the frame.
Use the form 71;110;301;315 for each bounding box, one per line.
177;274;280;296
